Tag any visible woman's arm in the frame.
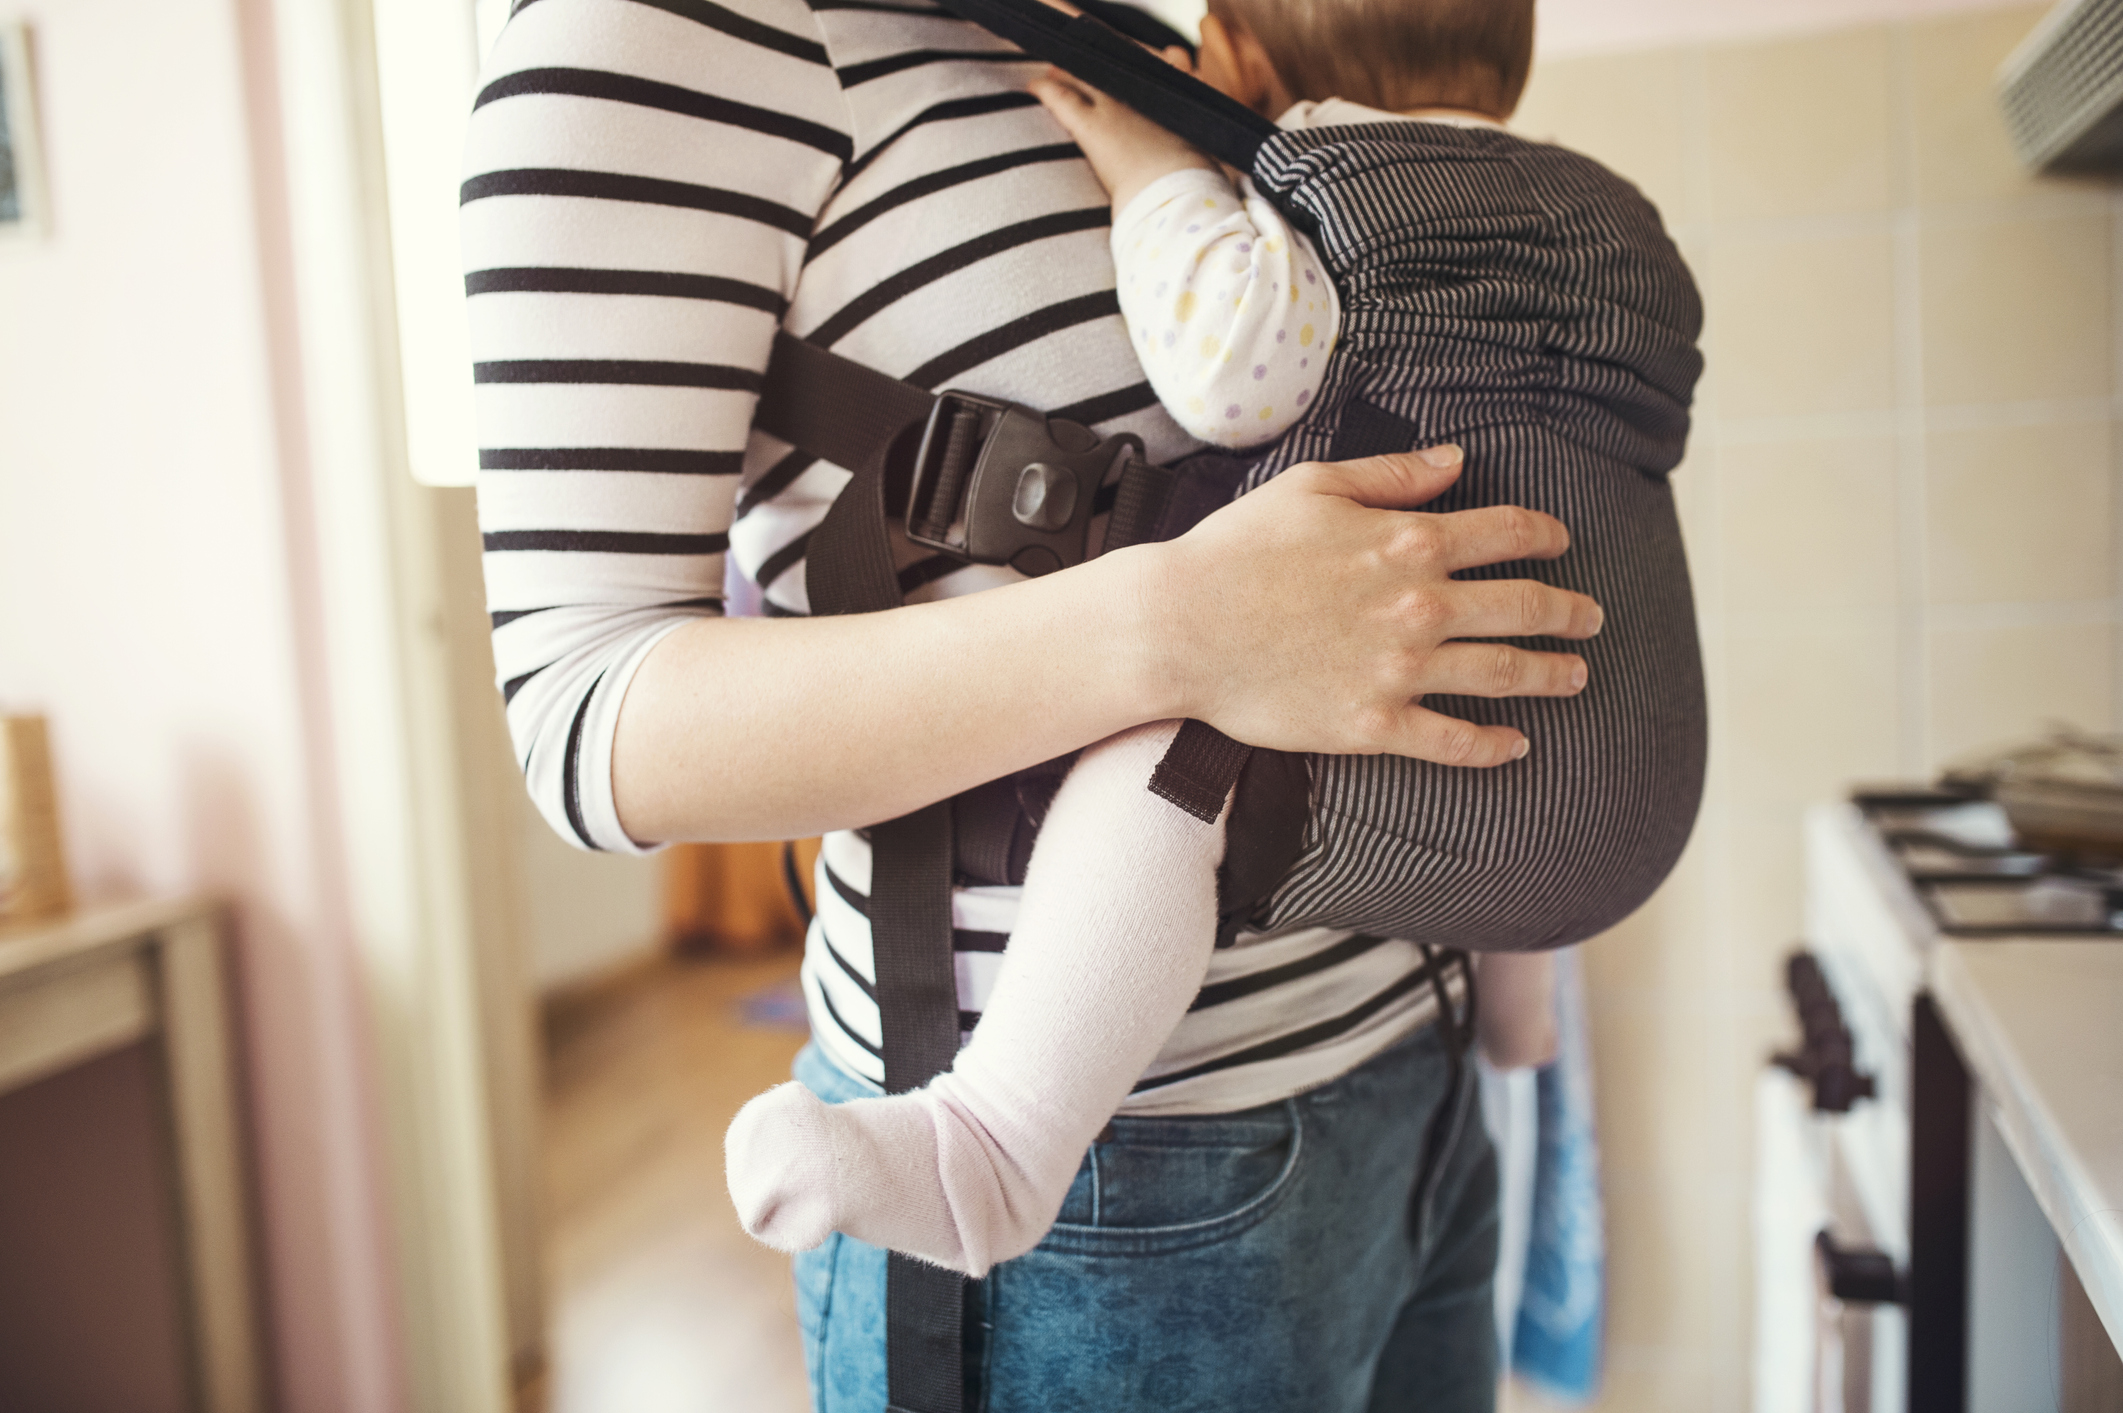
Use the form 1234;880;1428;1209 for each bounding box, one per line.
465;0;855;853
615;448;1604;842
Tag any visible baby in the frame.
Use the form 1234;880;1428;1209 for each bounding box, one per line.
728;0;1686;1275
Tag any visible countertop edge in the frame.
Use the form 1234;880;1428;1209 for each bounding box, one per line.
1929;940;2123;1357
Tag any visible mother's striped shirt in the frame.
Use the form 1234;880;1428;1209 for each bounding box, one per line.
463;0;1453;1113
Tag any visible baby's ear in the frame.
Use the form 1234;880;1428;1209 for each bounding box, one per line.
1159;44;1194;74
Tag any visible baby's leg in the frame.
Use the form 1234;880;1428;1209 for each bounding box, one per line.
725;720;1226;1275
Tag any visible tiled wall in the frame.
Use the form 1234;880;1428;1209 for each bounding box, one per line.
1508;8;2120;1409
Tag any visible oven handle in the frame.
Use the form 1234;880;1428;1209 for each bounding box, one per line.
1772;950;1879;1114
1816;1230;1907;1306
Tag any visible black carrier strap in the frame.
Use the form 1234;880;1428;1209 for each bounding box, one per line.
767;342;973;1413
758;331;1306;1413
759;335;959;1413
932;0;1276;172
872;805;976;1413
1151;718;1254;824
758;327;934;482
1409;947;1480;1248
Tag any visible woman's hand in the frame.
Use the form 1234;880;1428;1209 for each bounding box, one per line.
1142;445;1602;767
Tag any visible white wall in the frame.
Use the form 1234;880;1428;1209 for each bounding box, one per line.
0;0;402;1408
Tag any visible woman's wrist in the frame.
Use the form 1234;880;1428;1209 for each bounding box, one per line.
1057;540;1193;728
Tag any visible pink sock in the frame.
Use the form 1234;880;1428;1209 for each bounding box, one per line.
725;720;1226;1274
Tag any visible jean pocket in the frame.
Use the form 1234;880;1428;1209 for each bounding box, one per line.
1039;1102;1304;1258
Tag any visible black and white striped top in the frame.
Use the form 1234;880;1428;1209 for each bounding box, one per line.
463;0;1455;1113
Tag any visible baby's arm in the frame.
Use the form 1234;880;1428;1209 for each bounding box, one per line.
1034;71;1338;449
1030;66;1217;212
1111;170;1336;447
727;721;1226;1274
1476;950;1560;1070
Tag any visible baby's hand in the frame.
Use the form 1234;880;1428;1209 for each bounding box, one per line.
1030;68;1217;212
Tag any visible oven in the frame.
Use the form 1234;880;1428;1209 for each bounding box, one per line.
1755;948;1907;1413
1763;789;2123;1413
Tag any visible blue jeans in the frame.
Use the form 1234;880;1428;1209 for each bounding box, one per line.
792;1023;1499;1412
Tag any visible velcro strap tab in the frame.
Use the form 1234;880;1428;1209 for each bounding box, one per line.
1149;719;1252;824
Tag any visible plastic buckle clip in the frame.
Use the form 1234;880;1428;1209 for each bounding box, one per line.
904;391;1144;577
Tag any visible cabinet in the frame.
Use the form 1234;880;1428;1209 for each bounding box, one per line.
0;897;262;1412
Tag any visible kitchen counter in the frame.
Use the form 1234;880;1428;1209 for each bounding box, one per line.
1929;939;2123;1357
1797;801;2123;1408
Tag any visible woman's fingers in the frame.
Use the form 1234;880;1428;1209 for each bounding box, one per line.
1419;577;1605;642
1386;706;1531;768
1154;440;1613;765
1416;642;1589;699
1285;447;1465;510
1282;454;1575;569
1423;503;1574;569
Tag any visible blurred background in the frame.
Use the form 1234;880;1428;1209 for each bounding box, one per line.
1;0;2119;1411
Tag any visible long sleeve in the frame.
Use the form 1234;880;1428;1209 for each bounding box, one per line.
1110;166;1339;450
461;0;851;852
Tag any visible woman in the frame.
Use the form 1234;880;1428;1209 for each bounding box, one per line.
462;1;1602;1407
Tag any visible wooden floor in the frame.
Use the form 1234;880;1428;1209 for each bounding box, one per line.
531;951;812;1413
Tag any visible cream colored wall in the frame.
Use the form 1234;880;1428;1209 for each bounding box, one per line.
516;788;664;990
1536;0;2036;60
1510;8;2119;1409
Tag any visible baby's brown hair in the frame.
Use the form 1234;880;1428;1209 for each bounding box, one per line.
1207;0;1536;118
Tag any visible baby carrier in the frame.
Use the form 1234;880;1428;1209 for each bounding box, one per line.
753;3;1708;1407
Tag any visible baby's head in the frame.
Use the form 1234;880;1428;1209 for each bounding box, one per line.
1196;0;1535;122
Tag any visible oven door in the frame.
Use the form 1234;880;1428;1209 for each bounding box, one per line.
1756;1068;1910;1413
1756;951;1908;1413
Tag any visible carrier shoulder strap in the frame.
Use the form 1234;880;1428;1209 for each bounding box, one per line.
757;330;1283;1413
935;0;1276;171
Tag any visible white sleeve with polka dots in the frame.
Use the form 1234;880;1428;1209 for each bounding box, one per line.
1110;166;1340;449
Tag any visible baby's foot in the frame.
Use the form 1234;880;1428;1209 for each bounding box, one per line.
725;1082;974;1267
724;1082;844;1253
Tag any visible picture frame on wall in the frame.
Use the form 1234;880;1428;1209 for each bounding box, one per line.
0;21;48;240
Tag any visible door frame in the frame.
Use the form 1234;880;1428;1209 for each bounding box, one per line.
260;0;524;1406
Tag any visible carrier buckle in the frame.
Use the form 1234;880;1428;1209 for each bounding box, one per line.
904;391;1144;577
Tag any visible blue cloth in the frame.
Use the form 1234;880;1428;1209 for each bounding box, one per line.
791;1024;1500;1413
1509;949;1605;1401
